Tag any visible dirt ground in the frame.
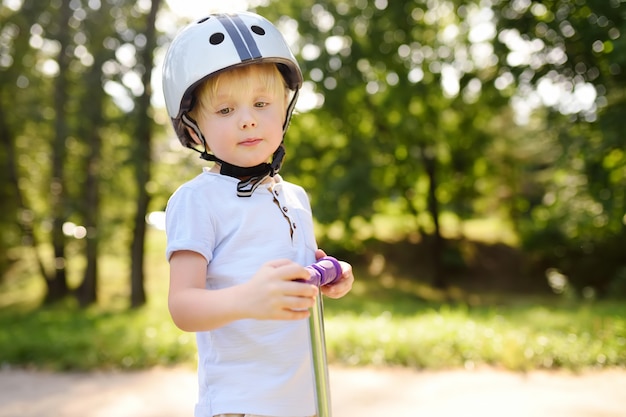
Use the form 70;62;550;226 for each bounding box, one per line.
1;365;625;417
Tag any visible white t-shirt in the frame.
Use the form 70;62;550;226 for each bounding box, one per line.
165;169;317;417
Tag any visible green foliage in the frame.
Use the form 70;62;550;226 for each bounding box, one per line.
257;0;626;293
325;300;626;371
1;0;625;310
0;0;175;303
491;0;626;294
0;229;194;370
0;302;195;371
260;0;507;230
2;287;624;372
1;245;625;372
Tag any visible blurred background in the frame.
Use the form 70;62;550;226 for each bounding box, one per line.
0;0;624;372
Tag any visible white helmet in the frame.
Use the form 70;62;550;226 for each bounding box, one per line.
162;11;303;148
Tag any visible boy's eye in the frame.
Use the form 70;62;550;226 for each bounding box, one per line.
217;107;232;115
255;101;268;108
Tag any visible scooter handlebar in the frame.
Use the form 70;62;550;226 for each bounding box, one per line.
304;256;343;287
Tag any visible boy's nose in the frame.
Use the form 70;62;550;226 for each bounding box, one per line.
241;120;256;129
239;109;257;129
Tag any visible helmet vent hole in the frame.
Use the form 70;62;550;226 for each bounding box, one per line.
197;17;210;24
251;25;265;36
209;33;225;45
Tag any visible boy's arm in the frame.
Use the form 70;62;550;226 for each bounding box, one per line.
168;250;318;332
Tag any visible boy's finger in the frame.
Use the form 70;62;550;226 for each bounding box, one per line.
263;258;297;268
289;282;318;297
274;263;310;281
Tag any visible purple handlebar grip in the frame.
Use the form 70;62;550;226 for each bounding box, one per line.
305;256;342;286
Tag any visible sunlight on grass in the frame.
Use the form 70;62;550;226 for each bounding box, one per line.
460;217;519;246
317;213;519;246
0;228;196;371
324;303;626;371
1;230;625;372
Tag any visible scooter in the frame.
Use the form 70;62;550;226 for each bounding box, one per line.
304;256;343;417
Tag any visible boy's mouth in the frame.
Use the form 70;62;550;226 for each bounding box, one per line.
239;138;262;146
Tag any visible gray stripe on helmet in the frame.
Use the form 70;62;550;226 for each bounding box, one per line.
217;14;262;62
229;15;261;59
217;15;252;61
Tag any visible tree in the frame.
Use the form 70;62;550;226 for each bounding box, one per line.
74;0;120;306
47;0;73;302
259;1;506;287
0;1;51;283
129;0;163;308
491;0;626;294
0;0;167;306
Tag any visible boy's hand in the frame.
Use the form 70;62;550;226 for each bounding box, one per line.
243;259;319;321
315;249;354;299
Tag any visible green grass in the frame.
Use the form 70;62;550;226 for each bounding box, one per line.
324;300;626;371
0;301;196;370
322;268;626;371
1;229;625;372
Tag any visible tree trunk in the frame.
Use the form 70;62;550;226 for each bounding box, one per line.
0;103;50;283
130;0;162;308
75;3;119;307
77;77;104;307
47;0;73;303
421;145;447;289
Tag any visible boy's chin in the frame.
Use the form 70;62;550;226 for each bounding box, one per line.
240;158;274;168
218;159;273;169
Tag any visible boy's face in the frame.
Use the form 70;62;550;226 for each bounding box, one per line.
192;67;286;169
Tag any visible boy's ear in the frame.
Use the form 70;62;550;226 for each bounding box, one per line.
185;126;204;146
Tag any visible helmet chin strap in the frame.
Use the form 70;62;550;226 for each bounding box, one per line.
181;113;285;197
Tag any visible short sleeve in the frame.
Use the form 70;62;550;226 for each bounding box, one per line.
165;185;215;264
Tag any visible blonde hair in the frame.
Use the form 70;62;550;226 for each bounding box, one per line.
190;63;288;120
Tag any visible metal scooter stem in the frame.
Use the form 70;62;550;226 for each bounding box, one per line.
309;292;332;417
304;256;342;417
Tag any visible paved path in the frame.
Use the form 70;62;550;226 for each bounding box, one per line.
1;366;625;416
